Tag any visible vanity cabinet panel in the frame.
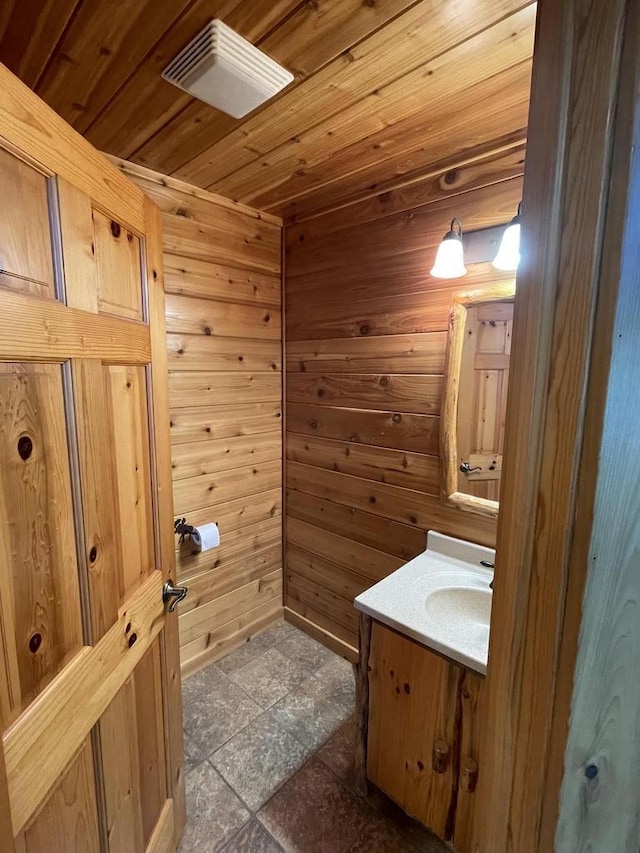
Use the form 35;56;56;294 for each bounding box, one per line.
366;621;459;840
364;620;485;851
453;668;485;852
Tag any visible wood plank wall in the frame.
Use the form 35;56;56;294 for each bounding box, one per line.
111;158;284;676
284;165;524;659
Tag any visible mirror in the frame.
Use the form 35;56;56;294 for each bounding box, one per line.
441;284;515;517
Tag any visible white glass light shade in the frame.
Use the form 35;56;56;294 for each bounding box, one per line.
493;220;521;271
430;234;467;278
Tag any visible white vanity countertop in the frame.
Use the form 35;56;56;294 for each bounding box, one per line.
355;531;495;675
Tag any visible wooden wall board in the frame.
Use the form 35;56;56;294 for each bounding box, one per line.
163;259;281;308
178;570;282;646
107;155;283;230
169;403;282;445
120;159;284;675
286;260;518;315
178;543;282;613
274;78;529;224
180;598;283;678
286;135;527;238
115;0;422;174
287;373;442;415
169;372;281;408
162;214;280;275
287;462;495;546
165;293;280;340
286;433;440;494
174;490;282;541
173;457;282;515
285;511;396;646
286;403;440;456
287;544;373;605
287;489;425;562
172;433;282;480
167;341;281;375
286;290;457;341
284;172;521;660
285;178;524;276
287;517;403;584
1;1;533;220
176;519;282;584
284;608;358;663
286;333;448;375
172;1;534;196
207;7;535;204
162;208;282;265
286;572;358;637
40;0;300;147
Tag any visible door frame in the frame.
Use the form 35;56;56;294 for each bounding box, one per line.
476;0;637;850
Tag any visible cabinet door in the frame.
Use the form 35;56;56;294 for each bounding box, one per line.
367;623;459;840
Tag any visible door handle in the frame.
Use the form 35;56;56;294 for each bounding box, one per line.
460;460;482;474
163;580;188;613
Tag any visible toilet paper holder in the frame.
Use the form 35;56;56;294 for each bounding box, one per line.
174;517;195;543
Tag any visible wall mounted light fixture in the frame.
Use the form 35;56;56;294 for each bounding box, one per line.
493;202;522;271
430;218;467;279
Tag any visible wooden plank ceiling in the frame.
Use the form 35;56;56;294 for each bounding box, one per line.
0;0;535;220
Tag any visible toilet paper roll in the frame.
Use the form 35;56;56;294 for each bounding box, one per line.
191;523;220;553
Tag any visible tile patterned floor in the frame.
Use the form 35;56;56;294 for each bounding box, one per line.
179;622;449;852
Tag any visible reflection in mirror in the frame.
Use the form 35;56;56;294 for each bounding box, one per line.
441;285;515;518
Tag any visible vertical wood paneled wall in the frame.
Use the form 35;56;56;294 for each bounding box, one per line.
284;169;523;659
112;158;284;676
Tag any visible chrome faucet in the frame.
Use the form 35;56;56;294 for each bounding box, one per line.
480;560;495;590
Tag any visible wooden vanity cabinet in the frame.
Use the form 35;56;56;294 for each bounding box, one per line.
363;620;484;851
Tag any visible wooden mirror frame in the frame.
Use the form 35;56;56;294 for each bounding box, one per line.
440;282;516;518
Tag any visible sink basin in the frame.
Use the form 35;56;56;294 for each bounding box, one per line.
424;586;491;653
425;586;491;626
354;532;495;673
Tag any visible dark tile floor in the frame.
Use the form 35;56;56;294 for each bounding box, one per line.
179;621;449;852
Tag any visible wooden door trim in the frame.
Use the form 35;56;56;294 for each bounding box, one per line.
476;0;631;849
441;284;515;519
542;0;640;845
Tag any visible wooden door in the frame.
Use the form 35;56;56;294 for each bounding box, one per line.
0;66;185;851
366;622;459;841
456;300;513;501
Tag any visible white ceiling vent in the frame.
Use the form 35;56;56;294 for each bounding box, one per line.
162;20;294;119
